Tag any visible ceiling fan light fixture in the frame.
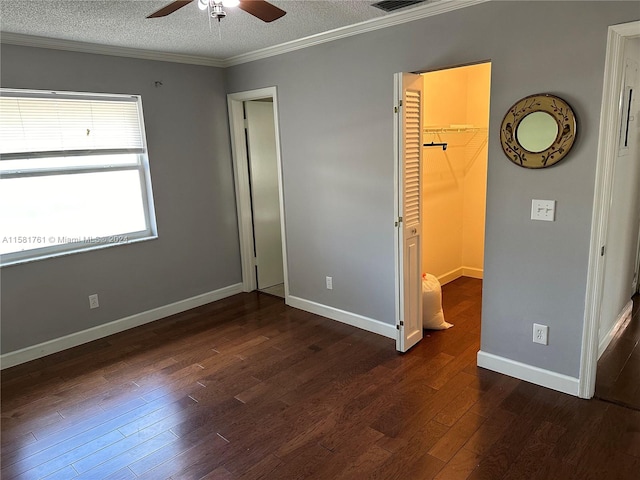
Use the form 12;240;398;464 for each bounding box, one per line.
211;2;226;20
222;0;240;7
146;0;285;22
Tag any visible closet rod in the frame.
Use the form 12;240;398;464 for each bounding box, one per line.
423;142;448;151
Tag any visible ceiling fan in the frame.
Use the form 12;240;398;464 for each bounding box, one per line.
147;0;286;23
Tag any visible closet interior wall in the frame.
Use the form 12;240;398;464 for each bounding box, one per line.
421;63;491;285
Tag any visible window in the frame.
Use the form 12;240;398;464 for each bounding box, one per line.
0;89;157;266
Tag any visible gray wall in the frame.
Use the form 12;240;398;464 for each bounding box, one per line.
0;46;241;353
225;1;639;378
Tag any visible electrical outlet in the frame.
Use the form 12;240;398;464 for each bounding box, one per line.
326;276;333;290
89;294;99;309
533;323;548;345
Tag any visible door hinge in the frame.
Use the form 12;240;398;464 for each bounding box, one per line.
395;216;403;227
394;100;403;113
396;321;404;330
243;119;249;129
252;256;258;266
601;246;605;256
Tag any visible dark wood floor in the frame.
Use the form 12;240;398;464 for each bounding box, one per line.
596;293;640;411
2;277;639;479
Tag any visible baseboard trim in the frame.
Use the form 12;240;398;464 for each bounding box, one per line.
462;267;483;279
477;350;579;397
437;268;463;285
287;296;396;339
0;283;244;369
437;267;483;285
598;300;633;359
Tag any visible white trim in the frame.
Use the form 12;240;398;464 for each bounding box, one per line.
223;0;489;67
0;1;488;68
437;268;463;285
0;283;243;369
434;267;483;285
287;296;397;340
393;72;403;350
598;300;633;359
0;32;225;68
227;88;289;299
579;21;640;399
477;351;580;397
462;267;483;279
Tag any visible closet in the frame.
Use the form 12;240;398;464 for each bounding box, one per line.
421;63;491;286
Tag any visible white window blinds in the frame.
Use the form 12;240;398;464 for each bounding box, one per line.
0;92;144;158
0;88;157;266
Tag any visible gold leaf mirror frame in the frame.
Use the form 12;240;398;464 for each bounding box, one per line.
500;93;577;169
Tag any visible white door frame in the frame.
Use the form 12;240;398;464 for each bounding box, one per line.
634;223;640;293
227;87;289;298
579;21;640;399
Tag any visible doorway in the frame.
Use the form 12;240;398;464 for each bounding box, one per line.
394;62;491;352
596;36;640;356
421;64;490;287
227;88;288;299
593;34;640;409
580;21;640;399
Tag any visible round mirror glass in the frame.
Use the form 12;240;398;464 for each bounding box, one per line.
516;111;558;153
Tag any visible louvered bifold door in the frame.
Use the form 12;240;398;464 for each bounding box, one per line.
397;72;424;352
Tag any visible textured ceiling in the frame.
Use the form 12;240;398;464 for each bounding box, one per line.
0;0;398;60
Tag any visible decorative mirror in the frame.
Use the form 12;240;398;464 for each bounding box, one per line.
500;93;577;168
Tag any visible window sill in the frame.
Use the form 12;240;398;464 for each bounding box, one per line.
0;235;158;268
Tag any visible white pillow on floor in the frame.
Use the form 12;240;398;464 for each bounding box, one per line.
422;273;453;330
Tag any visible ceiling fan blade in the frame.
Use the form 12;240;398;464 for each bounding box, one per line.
147;0;194;18
238;0;286;23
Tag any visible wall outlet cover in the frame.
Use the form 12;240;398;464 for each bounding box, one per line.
89;294;99;309
533;323;549;345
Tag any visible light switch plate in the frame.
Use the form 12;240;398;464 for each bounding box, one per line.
531;199;556;221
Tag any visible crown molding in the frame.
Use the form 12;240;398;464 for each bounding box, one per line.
222;0;490;67
0;32;226;68
0;0;489;69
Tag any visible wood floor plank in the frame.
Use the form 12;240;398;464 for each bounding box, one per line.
3;282;640;479
463;407;517;455
72;429;178;475
333;444;393;480
102;467;136;480
4;430;125;480
128;426;228;477
1;396;146;469
231;453;281;480
428;410;487;463
200;466;235;480
433;447;481;480
40;465;80;480
596;293;640;410
267;443;334;479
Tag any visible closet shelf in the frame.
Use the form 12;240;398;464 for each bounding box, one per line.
422;125;489;175
423;125;488;134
